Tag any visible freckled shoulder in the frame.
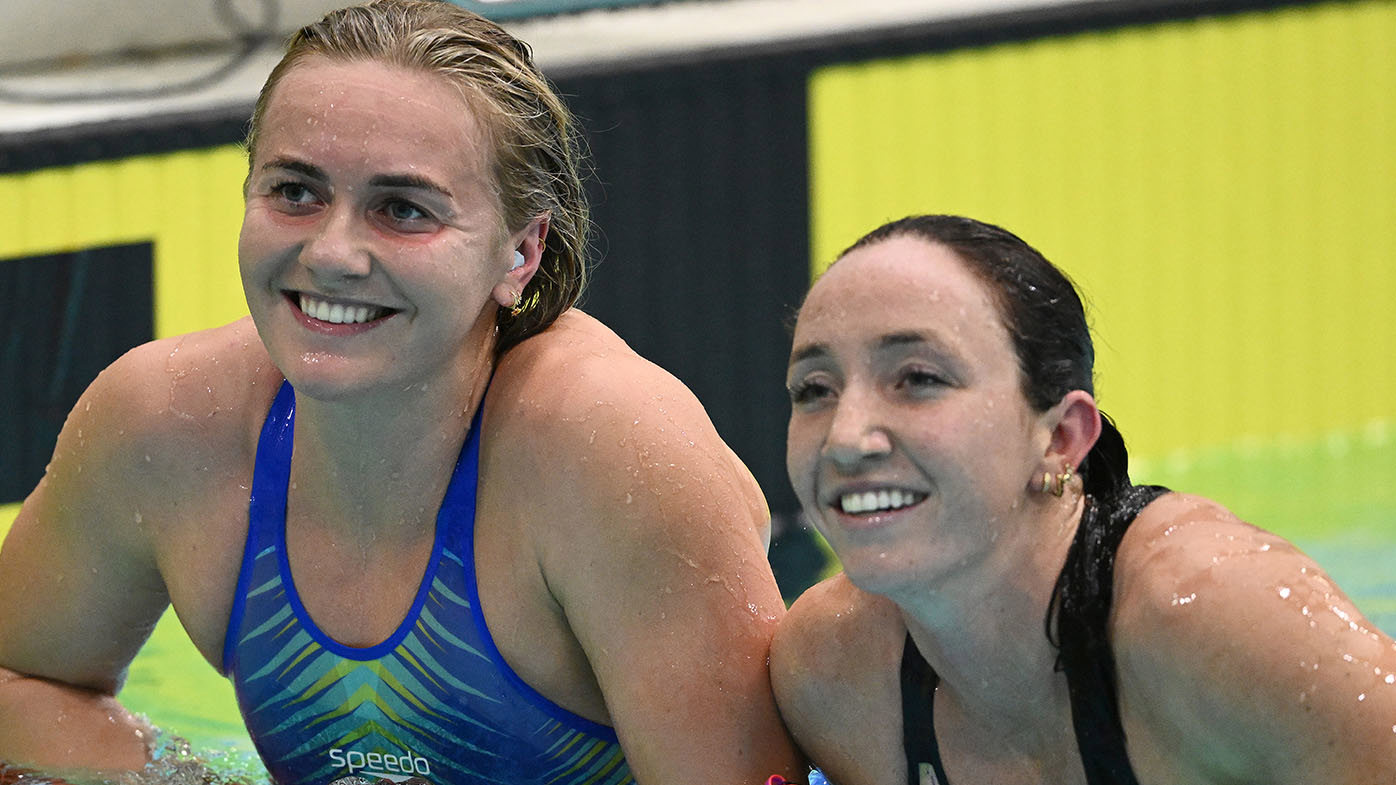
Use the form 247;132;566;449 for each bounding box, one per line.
772;574;907;785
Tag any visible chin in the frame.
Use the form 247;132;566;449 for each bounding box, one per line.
273;353;396;401
837;545;971;600
836;550;924;597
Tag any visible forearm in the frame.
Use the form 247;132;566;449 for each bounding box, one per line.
0;667;151;772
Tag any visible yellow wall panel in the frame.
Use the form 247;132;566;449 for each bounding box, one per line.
0;145;250;338
1;146;251;537
809;1;1396;464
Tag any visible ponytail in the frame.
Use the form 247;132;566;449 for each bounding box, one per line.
1079;411;1130;501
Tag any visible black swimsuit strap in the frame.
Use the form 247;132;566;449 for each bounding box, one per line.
900;634;949;785
900;484;1168;785
1050;484;1167;785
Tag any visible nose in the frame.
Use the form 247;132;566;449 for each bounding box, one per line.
300;204;372;281
821;388;892;471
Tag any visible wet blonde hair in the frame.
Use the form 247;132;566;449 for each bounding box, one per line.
246;0;590;354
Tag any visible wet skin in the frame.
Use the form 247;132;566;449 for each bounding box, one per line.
785;236;1052;599
771;235;1396;785
239;55;523;406
0;55;803;784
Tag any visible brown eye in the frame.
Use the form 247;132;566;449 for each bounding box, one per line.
787;379;834;406
899;367;949;393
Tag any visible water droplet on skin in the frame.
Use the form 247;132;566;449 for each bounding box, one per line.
1385;674;1395;685
625;493;632;504
1278;586;1291;599
1357;693;1366;701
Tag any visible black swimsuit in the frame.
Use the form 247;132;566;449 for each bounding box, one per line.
900;485;1168;785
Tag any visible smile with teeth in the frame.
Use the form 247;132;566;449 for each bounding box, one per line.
298;293;391;325
839;488;927;515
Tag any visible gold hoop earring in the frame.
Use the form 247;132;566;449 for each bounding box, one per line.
1041;472;1053;495
510;291;524;317
1053;465;1074;497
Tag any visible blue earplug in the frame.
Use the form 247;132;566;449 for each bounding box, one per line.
511;250;525;270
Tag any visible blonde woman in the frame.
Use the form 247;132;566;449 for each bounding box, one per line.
0;3;800;783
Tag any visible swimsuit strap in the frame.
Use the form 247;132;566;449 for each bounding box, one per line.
1053;484;1168;785
902;484;1168;785
900;634;950;785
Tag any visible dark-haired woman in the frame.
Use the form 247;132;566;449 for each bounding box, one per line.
771;215;1396;785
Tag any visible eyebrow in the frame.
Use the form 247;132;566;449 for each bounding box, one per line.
262;158;327;182
878;331;932;351
369;173;455;199
789;342;829;365
788;331;945;366
260;158;454;200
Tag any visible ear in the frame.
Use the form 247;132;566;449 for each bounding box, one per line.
1037;389;1101;475
491;213;551;309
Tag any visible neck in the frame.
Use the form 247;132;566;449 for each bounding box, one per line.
895;492;1085;740
285;326;497;540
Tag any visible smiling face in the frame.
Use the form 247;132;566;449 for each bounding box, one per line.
786;236;1051;593
239;55;522;401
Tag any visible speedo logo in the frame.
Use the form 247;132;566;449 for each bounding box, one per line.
328;746;432;781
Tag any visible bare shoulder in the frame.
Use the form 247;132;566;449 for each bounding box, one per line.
0;319;277;686
489;310;765;529
1113;491;1327;652
487;312;799;781
772;574;907;785
492;310;715;429
1111;492;1396;783
23;318;280;547
775;573;906;685
63;318;276;499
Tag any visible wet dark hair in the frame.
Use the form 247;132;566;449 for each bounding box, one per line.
839;214;1129;499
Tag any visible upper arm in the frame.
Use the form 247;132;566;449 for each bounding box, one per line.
524;350;800;783
0;344;174;692
771;576;907;785
1112;495;1396;784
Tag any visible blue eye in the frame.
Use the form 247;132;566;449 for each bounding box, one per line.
385;200;428;222
272;182;317;205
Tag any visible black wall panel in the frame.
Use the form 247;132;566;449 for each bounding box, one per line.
556;58;811;516
0;243;154;502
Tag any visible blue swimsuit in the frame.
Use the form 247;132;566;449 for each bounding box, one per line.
222;382;634;785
